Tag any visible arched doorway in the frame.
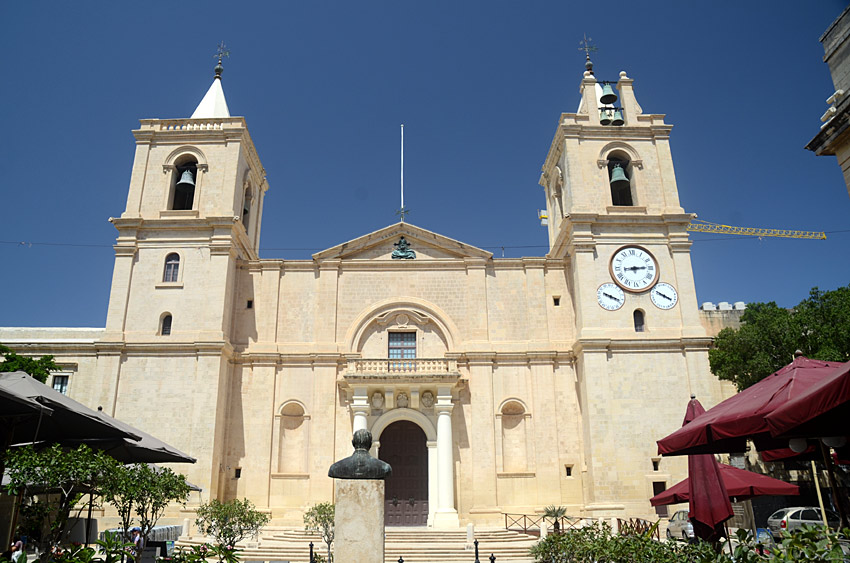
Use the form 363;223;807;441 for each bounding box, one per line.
379;420;428;526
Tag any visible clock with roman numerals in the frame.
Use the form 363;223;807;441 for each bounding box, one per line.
609;245;658;293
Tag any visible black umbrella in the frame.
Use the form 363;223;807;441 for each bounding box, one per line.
0;371;140;447
64;410;196;464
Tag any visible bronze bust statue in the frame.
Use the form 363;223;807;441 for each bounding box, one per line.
328;429;392;480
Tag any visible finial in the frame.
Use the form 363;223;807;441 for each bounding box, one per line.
214;41;230;80
578;34;598;76
690;394;696;400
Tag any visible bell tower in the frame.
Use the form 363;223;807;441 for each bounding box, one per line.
539;59;723;518
103;58;268;343
96;57;269;501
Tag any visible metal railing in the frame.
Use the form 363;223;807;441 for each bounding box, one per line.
505;512;545;535
504;513;594;536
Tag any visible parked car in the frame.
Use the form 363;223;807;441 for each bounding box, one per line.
666;509;694;541
766;506;841;538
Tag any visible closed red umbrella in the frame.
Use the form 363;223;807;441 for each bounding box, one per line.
683;397;733;542
650;464;800;506
765;361;850;440
657;356;842;456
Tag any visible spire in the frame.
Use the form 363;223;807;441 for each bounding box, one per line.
190;42;231;119
578;34;597;76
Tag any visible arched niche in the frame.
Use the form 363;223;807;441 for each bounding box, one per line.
274;400;310;474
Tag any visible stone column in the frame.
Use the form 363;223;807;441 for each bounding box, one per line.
351;387;369;432
433;389;459;528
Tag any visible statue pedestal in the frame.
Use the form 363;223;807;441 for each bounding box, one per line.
334;479;385;563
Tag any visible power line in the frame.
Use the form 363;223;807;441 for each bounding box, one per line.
3;229;848;253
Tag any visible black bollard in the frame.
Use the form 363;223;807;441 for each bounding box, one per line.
489;554;496;562
474;538;480;563
309;541;314;563
398;558;404;563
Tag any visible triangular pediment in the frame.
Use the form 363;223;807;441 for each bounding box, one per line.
312;222;492;261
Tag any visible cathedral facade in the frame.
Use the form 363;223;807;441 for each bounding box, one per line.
0;64;733;529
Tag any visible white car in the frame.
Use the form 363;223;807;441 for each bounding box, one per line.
766;506;840;538
666;510;695;541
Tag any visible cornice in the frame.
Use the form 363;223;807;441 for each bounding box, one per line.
573;336;713;354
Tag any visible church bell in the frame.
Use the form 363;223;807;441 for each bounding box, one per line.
176;169;195;188
610;163;629;188
599;109;612;126
611;109;624;126
600;83;618;105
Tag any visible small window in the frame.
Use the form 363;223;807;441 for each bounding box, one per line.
565;465;573;477
652;459;660;471
553;296;561;306
633;309;645;332
163;253;180;282
246;300;253;309
234;468;242;479
52;375;69;395
161;314;173;336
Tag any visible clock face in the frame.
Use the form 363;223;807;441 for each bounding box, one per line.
610;246;658;292
597;283;625;311
651;282;678;310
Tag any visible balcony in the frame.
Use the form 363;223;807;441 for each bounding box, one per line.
345;358;458;377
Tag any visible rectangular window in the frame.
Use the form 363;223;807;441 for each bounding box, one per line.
388;332;416;359
52;375;69;395
388;332;416;370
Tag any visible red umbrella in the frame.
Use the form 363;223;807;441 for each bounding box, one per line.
657;356;843;456
650;464;800;506
765;361;850;440
682;397;733;542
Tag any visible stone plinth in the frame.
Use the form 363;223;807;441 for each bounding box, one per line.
334;479;385;563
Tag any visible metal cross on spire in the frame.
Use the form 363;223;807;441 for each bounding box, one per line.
214;41;230;78
578;34;597;74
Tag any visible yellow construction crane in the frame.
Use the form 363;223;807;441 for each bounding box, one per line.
685;219;826;240
537;212;826;240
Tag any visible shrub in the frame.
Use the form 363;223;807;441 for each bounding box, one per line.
195;498;270;562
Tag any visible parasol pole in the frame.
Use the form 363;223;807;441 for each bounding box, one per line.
819;441;848;528
811;460;829;527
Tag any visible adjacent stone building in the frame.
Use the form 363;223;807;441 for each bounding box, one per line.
0;61;735;529
807;5;850;198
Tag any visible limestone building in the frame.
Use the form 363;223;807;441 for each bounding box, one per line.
807;5;850;198
0;61;733;529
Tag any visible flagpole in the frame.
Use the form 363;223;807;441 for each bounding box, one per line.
400;124;404;221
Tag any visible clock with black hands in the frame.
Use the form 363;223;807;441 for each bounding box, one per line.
609;245;658;292
597;283;625;310
650;282;678;310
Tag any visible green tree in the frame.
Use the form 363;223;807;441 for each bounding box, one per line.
195;498;270;561
3;444;117;561
0;343;61;383
709;285;850;391
101;463;139;545
303;502;334;563
133;464;191;546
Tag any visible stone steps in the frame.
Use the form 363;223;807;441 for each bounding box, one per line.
178;527;538;563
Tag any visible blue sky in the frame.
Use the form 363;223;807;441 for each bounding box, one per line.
1;1;848;328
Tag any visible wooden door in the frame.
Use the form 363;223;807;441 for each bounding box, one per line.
380;421;428;526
